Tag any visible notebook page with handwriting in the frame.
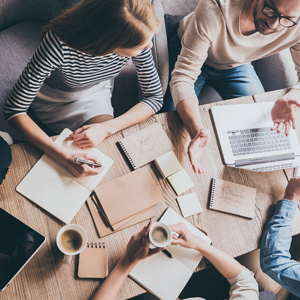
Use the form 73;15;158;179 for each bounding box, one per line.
16;128;113;224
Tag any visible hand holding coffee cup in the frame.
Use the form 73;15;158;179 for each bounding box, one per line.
56;224;87;264
148;222;172;248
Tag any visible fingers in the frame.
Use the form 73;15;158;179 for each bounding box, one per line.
271;123;279;131
148;247;162;256
289;99;300;108
285;122;291;136
277;123;284;133
169;223;186;235
84;154;102;165
66;127;87;141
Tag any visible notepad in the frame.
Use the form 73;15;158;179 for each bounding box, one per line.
78;242;108;278
94;167;164;226
129;208;211;300
16;128;114;224
209;178;256;219
154;151;182;178
167;169;195;196
177;193;203;218
118;123;174;169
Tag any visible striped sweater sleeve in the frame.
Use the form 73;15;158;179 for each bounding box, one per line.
132;48;163;113
4;31;64;121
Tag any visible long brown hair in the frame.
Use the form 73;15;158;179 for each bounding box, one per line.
43;0;160;56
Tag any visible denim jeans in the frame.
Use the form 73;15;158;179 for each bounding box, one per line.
161;31;265;113
260;200;300;300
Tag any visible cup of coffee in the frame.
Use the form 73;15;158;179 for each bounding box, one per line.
56;224;87;264
149;222;172;248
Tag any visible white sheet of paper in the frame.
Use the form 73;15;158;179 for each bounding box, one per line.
16;128;114;224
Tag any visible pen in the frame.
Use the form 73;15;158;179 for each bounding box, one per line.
74;158;102;167
162;249;173;259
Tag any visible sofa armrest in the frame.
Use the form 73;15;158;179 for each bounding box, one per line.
253;49;298;92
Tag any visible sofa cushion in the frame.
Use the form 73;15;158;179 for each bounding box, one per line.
0;20;46;140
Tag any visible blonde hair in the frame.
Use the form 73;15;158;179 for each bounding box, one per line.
43;0;160;55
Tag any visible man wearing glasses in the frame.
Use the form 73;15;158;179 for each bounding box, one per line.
169;0;300;174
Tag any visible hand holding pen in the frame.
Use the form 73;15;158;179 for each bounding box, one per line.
62;153;104;178
74;158;102;168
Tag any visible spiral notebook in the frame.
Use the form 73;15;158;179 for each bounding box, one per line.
209;178;256;219
118;123;174;169
78;242;108;278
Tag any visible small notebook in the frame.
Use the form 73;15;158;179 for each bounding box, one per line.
154;151;182;178
129;208;211;300
118;123;174;169
78;242;108;278
209;178;256;219
16;128;114;224
167;169;195;196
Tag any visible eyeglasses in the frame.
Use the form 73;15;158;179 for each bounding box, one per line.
262;0;300;28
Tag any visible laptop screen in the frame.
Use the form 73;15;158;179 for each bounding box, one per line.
0;208;45;291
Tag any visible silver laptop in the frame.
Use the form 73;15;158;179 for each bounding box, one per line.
211;102;300;172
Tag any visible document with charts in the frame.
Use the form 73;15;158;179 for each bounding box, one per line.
16;128;114;224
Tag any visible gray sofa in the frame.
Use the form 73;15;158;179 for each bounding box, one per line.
0;0;298;142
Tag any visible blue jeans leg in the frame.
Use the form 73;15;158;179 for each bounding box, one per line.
210;63;265;99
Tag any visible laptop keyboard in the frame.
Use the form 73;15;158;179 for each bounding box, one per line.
228;127;292;156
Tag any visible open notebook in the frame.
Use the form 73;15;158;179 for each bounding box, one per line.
16;128;114;224
129;208;211;300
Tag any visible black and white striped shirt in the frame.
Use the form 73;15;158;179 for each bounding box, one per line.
4;31;163;121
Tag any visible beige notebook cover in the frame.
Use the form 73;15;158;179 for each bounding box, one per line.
16;128;114;224
87;197;156;237
78;242;108;278
129;208;211;300
118;123;174;169
154;151;182;178
94;167;164;225
209;178;257;219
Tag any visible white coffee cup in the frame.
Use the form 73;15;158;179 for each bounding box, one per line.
149;222;172;248
56;224;87;264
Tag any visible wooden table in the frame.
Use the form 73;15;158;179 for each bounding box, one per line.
1;89;300;300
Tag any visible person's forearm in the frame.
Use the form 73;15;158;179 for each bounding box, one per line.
103;103;153;136
260;199;300;296
91;257;136;300
176;98;203;139
194;237;243;279
8;114;67;162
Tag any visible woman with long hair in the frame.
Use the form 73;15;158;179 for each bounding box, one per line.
4;0;162;177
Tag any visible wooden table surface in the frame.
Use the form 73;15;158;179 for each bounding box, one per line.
1;89;300;300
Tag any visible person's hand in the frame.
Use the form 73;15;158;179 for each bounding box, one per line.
188;128;211;174
61;152;104;178
283;177;300;205
170;223;205;250
65;123;109;149
121;221;161;267
271;98;300;136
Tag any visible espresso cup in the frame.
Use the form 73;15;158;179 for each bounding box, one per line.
56;224;87;264
149;222;172;248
